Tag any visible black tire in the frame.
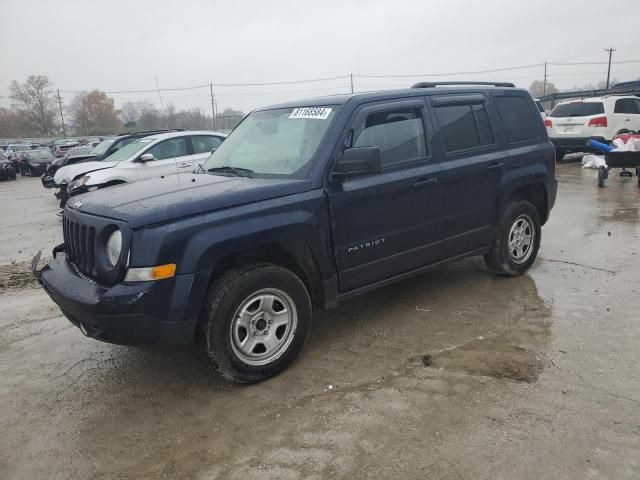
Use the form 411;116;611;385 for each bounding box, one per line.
555;149;566;162
598;167;606;187
200;263;312;383
484;200;541;276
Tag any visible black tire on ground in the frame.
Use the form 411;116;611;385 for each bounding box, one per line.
555;150;566;162
484;200;542;276
598;167;606;187
200;263;312;383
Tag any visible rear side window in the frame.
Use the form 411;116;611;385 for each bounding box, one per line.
353;107;427;167
435;103;494;153
614;98;640;114
191;135;223;154
549;102;604;118
495;96;539;143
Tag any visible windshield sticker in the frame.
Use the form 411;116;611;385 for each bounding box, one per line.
289;107;332;120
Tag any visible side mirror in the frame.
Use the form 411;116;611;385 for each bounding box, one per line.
331;146;382;182
137;153;154;162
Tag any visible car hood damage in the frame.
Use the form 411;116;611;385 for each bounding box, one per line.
54;160;119;184
68;173;313;228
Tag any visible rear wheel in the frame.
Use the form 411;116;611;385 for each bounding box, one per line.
200;263;312;383
484;200;541;276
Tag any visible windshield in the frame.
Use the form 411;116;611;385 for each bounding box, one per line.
90;138;115;156
103;138;155;162
67;146;92;156
202;106;337;178
29;150;54;160
550;102;604;118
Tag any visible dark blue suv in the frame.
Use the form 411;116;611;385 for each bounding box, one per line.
34;82;557;383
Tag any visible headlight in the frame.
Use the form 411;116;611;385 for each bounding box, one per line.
67;175;90;193
105;229;122;266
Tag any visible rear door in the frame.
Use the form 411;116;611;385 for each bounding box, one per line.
183;135;225;173
136;137;185;180
327;99;445;292
612;98;640;133
430;94;502;256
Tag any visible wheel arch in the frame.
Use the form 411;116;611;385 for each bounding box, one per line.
499;181;549;225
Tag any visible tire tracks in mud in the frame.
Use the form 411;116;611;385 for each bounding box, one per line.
0;261;39;291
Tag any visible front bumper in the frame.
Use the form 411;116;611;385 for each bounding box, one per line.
34;248;210;346
550;136;607;152
42;173;56;188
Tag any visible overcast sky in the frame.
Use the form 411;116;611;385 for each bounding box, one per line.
1;0;639;115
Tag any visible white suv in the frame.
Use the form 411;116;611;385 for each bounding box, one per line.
546;95;640;160
54;130;226;205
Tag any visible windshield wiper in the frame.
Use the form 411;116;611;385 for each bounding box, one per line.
207;166;254;177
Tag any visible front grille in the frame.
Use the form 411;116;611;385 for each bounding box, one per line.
63;216;97;277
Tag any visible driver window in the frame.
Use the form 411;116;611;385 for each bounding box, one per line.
352;107;427;168
146;138;187;160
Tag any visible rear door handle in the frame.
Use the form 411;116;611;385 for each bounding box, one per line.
487;162;505;171
413;177;439;187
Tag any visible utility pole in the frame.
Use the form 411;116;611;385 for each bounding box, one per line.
56;89;66;138
350;73;354;94
542;62;548;96
210;82;216;130
605;47;615;90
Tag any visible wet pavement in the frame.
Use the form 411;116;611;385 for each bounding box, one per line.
1;163;639;479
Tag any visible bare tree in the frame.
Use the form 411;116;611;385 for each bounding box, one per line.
120;101;139;126
9;75;57;135
528;80;558;98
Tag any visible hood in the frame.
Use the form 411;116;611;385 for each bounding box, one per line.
54;160;119;184
69;173;314;228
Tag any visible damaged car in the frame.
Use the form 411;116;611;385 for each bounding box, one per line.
18;149;56;176
0;151;17;180
53;130;226;207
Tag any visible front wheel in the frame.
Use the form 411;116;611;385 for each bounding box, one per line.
200;263;312;383
484;200;541;276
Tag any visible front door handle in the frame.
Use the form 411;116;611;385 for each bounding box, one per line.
487;162;505;171
413;177;439;187
178;162;191;168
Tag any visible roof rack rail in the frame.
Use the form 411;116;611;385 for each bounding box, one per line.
115;128;186;136
411;81;515;89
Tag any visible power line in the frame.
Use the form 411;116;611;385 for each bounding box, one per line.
355;62;545;79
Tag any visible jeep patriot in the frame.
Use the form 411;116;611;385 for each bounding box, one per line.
35;81;557;383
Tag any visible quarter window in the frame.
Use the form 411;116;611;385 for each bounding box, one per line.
494;96;539;143
192;135;223;154
146;138;188;160
614;98;640;114
352;107;427;168
435;103;495;152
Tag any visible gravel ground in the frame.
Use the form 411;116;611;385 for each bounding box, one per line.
0;162;639;479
